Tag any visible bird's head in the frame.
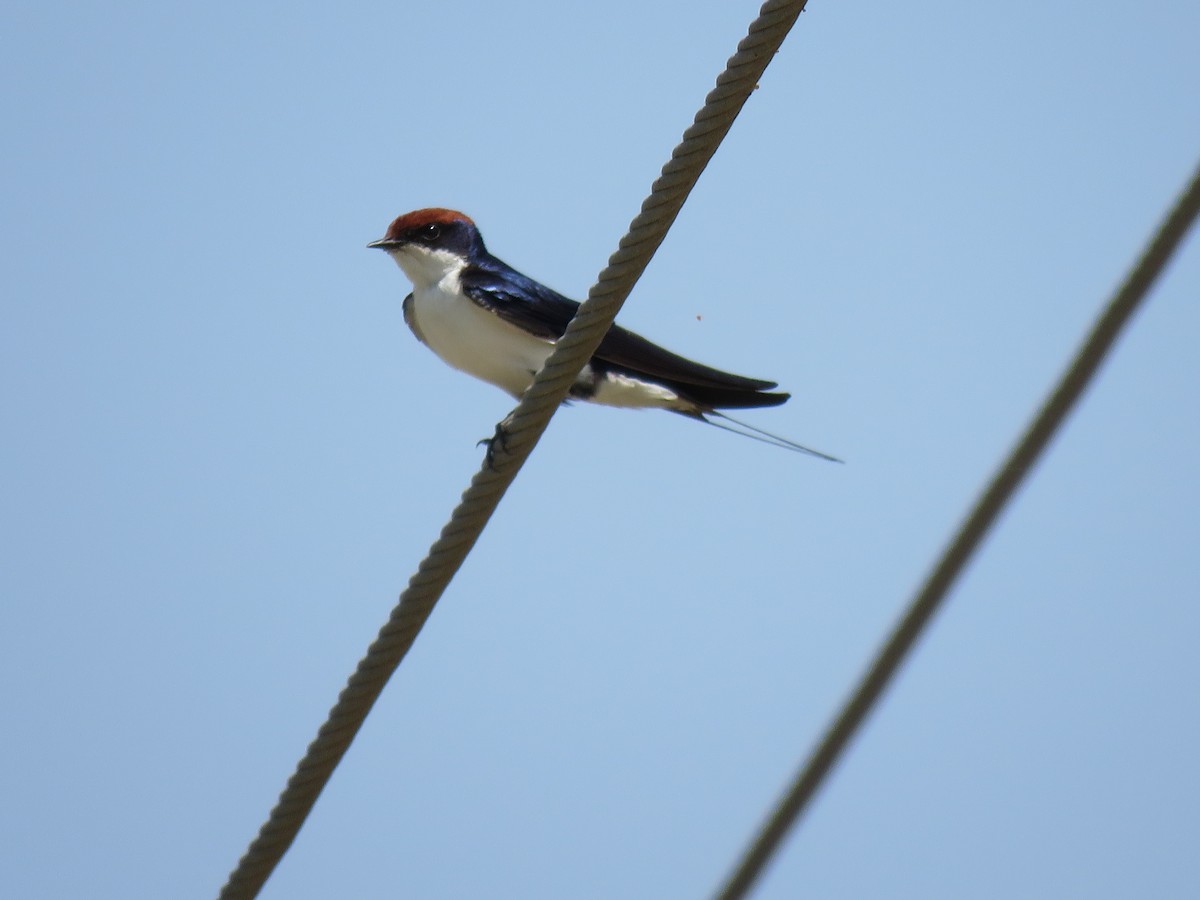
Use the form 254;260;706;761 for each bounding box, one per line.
368;208;485;289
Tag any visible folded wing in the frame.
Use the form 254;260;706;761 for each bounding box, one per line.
461;263;788;410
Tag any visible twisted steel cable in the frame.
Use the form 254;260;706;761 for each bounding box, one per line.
714;155;1200;900
217;2;810;897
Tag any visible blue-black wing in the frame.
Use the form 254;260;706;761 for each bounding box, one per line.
460;262;784;400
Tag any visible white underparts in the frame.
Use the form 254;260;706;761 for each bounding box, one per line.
589;371;681;408
389;247;684;410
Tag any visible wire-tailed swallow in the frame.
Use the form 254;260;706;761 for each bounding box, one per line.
369;208;837;460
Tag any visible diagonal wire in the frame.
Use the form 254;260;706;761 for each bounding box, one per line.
714;155;1200;900
216;2;810;897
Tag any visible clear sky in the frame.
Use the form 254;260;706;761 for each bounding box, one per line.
3;2;1199;898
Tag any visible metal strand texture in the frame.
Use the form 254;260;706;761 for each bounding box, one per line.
714;155;1200;900
217;2;809;897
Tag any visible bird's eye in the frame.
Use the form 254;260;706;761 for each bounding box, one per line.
419;224;442;242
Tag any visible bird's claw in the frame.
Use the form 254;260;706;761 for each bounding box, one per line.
477;421;511;470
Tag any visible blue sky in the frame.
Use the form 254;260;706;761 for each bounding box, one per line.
3;2;1199;898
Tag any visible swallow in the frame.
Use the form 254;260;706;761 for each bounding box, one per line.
369;208;837;461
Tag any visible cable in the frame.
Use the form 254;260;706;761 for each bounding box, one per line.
216;2;811;897
713;155;1200;900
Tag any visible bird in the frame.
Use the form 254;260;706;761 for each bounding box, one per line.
368;208;838;462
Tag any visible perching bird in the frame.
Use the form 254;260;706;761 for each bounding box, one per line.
369;208;837;461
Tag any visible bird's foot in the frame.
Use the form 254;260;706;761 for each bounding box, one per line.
477;420;511;470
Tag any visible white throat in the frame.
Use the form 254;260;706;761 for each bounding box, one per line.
389;245;466;292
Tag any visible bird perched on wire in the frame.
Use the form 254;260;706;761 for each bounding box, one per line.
369;208;838;461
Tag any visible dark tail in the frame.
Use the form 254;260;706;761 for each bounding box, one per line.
670;384;790;410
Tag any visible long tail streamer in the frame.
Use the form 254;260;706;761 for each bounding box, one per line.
702;411;843;462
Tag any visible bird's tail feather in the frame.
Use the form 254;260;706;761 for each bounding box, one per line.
699;411;842;462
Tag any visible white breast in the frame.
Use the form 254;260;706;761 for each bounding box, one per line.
410;280;554;399
391;246;684;410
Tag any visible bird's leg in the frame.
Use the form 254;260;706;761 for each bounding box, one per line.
477;413;515;470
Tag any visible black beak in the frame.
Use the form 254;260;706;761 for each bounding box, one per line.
367;238;402;250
